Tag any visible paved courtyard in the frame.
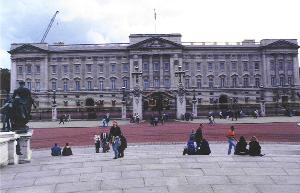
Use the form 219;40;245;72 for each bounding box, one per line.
1;143;300;193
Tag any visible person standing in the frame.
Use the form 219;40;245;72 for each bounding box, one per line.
109;121;122;159
227;126;237;155
94;135;101;153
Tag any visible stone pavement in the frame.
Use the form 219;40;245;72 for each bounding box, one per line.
1;143;300;193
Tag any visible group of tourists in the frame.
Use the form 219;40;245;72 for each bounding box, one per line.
149;113;167;126
58;114;71;125
51;143;73;156
227;126;264;156
183;124;264;156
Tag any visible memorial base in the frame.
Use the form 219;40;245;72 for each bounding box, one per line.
18;129;33;164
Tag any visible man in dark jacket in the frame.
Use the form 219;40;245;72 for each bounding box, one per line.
249;136;263;156
235;136;248;155
109;121;122;159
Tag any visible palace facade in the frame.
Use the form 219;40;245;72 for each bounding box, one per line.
9;34;300;119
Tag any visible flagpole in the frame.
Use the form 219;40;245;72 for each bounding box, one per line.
154;9;157;33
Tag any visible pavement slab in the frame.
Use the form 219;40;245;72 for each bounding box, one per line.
1;143;300;193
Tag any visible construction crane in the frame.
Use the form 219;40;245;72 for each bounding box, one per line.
40;11;59;43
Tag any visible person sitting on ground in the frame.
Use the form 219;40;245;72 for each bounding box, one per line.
62;143;73;156
194;124;203;148
183;136;197;155
249;136;264;156
51;143;61;156
234;136;248;155
119;134;127;158
197;138;211;155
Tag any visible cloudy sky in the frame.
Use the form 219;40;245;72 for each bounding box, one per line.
1;0;299;69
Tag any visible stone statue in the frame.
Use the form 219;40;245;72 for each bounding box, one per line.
10;81;36;133
1;95;12;132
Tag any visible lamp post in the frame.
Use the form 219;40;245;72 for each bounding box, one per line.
259;85;266;116
51;89;57;121
175;65;186;119
191;88;197;118
131;63;143;120
121;86;126;119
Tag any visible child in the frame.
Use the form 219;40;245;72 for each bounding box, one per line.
94;135;101;153
100;132;110;153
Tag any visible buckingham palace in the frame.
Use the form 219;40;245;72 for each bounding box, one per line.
8;34;300;119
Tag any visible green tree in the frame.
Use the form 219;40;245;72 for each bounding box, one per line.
0;68;11;93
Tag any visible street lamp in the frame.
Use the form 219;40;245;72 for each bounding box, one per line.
121;86;126;104
192;88;197;104
174;65;185;84
52;89;56;106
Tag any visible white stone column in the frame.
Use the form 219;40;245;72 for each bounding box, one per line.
0;132;19;166
132;89;143;120
121;103;127;119
260;101;266;116
18;130;33;164
192;101;198;118
10;60;17;93
52;106;57;121
293;55;300;86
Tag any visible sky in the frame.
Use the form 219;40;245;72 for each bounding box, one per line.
1;0;300;69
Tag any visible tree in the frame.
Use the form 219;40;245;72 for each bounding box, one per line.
0;68;10;93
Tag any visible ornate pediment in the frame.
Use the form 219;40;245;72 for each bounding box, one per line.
128;37;184;50
9;44;48;54
262;40;299;49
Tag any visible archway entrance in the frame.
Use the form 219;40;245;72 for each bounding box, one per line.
219;94;229;110
85;98;96;119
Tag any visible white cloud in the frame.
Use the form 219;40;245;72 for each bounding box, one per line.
0;49;11;69
87;29;110;43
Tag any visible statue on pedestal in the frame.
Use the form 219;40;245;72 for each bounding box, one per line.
10;81;36;133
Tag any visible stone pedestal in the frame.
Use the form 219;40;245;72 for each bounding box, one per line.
192;102;198;118
0;132;19;166
260;102;266;117
133;96;143;120
122;103;127;119
18;130;33;164
176;94;186;119
52;106;57;121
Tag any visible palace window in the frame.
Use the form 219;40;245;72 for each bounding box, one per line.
27;81;32;90
164;63;170;71
154;78;160;88
287;60;293;70
243;77;249;87
75;80;80;91
123;79;128;89
52;65;57;74
220;77;225;88
254;62;260;71
87;81;92;91
232;76;238;88
153;63;160;71
255;77;260;88
271;76;276;86
26;65;32;74
220;62;225;71
243;61;248;71
278;60;284;71
143;79;149;89
231;61;237;71
99;64;104;73
184;62;189;71
208;62;213;72
245;97;249;104
185;78;190;88
143;63;149;72
75;65;80;74
279;75;285;86
63;65;68;74
86;64;92;73
164;78;170;88
208;77;214;88
63;81;68;92
18;66;23;75
288;76;293;85
111;78;116;90
51;81;56;90
99;80;104;91
197;79;202;89
35;65;40;74
111;64;116;73
123;63;129;72
35;81;40;92
270;60;275;71
197;62;201;71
